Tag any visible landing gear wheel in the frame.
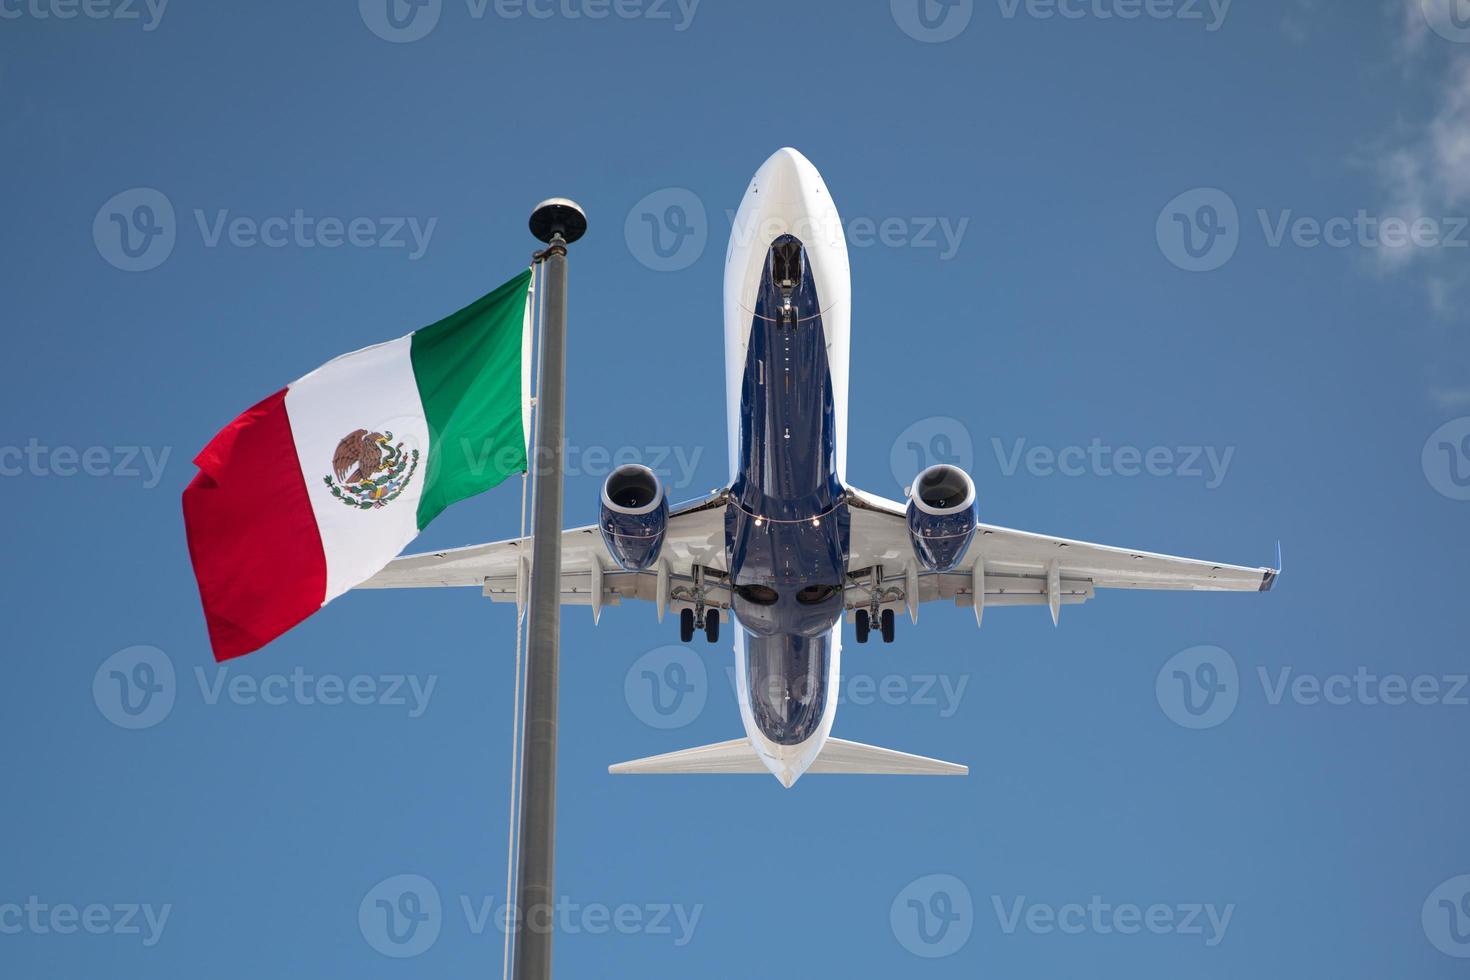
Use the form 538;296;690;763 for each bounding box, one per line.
880;608;896;644
704;610;720;644
855;609;870;644
679;608;695;643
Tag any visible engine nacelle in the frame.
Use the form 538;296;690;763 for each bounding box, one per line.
599;464;669;571
905;464;978;572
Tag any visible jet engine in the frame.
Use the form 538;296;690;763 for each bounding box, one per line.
599;464;668;571
905;464;978;572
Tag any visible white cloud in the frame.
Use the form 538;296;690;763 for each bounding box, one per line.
1397;0;1430;57
1377;6;1470;277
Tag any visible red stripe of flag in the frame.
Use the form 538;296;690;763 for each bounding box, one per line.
182;388;327;661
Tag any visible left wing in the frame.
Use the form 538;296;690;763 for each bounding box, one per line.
357;492;731;622
845;487;1277;624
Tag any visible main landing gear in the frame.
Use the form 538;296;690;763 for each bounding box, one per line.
854;566;899;645
679;607;720;644
855;608;896;645
674;564;723;644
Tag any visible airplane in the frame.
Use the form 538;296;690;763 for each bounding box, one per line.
360;147;1278;788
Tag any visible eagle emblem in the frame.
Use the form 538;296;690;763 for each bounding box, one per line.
323;429;420;509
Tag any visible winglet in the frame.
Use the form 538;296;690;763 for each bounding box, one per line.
1260;541;1282;592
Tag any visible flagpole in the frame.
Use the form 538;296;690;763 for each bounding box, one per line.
514;198;586;980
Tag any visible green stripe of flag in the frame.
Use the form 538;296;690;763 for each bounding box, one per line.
410;268;533;530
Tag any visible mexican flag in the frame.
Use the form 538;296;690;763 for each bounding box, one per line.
183;270;535;661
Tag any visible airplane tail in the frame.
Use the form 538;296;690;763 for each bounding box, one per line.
608;737;967;776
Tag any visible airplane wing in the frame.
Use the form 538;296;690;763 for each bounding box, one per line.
356;491;731;622
843;487;1277;625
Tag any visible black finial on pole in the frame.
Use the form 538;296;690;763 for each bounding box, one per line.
529;198;587;246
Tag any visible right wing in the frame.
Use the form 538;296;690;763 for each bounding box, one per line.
845;487;1277;624
356;492;730;621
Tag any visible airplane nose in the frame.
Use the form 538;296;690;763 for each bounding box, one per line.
756;147;817;201
744;147;844;256
766;146;809;173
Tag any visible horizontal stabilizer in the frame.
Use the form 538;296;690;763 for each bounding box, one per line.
809;738;967;775
609;737;967;776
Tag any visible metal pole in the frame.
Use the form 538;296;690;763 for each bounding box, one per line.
514;199;586;980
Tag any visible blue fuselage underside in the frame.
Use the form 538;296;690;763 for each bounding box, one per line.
725;237;848;745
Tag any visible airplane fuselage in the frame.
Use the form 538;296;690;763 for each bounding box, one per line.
722;149;853;786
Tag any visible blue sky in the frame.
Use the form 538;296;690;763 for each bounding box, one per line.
4;0;1470;976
